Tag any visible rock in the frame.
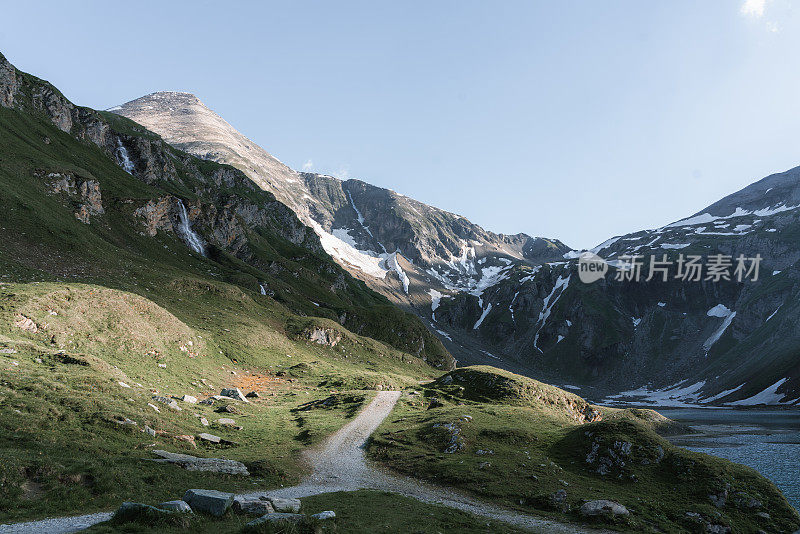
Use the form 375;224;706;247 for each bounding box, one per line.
118;381;131;388
217;418;242;429
245;391;261;398
197;433;222;444
231;496;274;515
311;510;336;521
144;425;156;437
158;363;167;368
114;417;137;426
579;500;630;517
220;388;249;402
756;512;770;519
159;500;193;513
180;395;198;404
198;398;215;405
147;403;161;413
151;450;249;475
199;417;209;426
183;489;234;516
244;513;305;531
152;395;182;411
264;497;301;513
14;314;38;333
707;525;731;534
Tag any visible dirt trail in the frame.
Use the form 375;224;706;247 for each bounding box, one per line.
0;391;607;533
240;391;608;533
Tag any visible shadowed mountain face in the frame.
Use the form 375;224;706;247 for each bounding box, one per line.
111;92;800;407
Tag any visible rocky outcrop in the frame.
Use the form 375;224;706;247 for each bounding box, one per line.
307;326;342;347
151;450;249;475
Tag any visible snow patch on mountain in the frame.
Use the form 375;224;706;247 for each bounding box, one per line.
704;305;736;352
533;274;571;352
604;380;708;408
726;378;791;406
474;302;493;329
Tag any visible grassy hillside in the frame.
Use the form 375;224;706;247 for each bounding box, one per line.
368;366;800;533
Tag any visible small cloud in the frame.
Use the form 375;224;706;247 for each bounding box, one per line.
333;165;350;180
740;0;766;17
302;159;314;171
768;21;780;32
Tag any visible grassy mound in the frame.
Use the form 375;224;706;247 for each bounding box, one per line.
369;371;800;533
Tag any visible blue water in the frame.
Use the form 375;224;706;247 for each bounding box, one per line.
658;407;800;512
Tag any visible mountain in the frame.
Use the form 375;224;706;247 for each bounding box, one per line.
0;52;452;370
111;91;800;407
110;92;570;363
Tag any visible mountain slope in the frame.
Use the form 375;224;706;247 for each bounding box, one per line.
111;90;800;406
0;51;452;369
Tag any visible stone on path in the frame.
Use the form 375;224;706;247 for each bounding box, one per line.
151;450;249;475
579;500;630;517
183;489;234;516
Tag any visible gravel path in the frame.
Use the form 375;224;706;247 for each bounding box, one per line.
1;391;607;533
240;391;608;534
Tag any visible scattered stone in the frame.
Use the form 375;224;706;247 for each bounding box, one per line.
232;496;274;515
217;418;242;429
756;512;770;520
263;497;302;513
244;513;305;531
311;510;336;521
244;391;261;399
118;381;131;388
0;348;18;354
180;395;198;404
144;425;156;437
114;417;137;426
152;395;182;411
183;489;235;516
147;403;161;413
158;363;167;369
14;314;38;333
199;417;209;427
579;500;630;517
197;433;222;444
159;500;193;513
198;398;215;406
220;388;249;402
151;450;249;475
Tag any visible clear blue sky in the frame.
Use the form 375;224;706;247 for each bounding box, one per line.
1;0;797;248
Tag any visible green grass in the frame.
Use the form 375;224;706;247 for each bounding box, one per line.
0;280;436;522
367;367;800;533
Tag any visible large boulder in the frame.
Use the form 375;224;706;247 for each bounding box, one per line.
182;489;234;516
151;450;249;475
220;388;249;402
258;496;302;513
231;496;274;515
580;499;630;517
